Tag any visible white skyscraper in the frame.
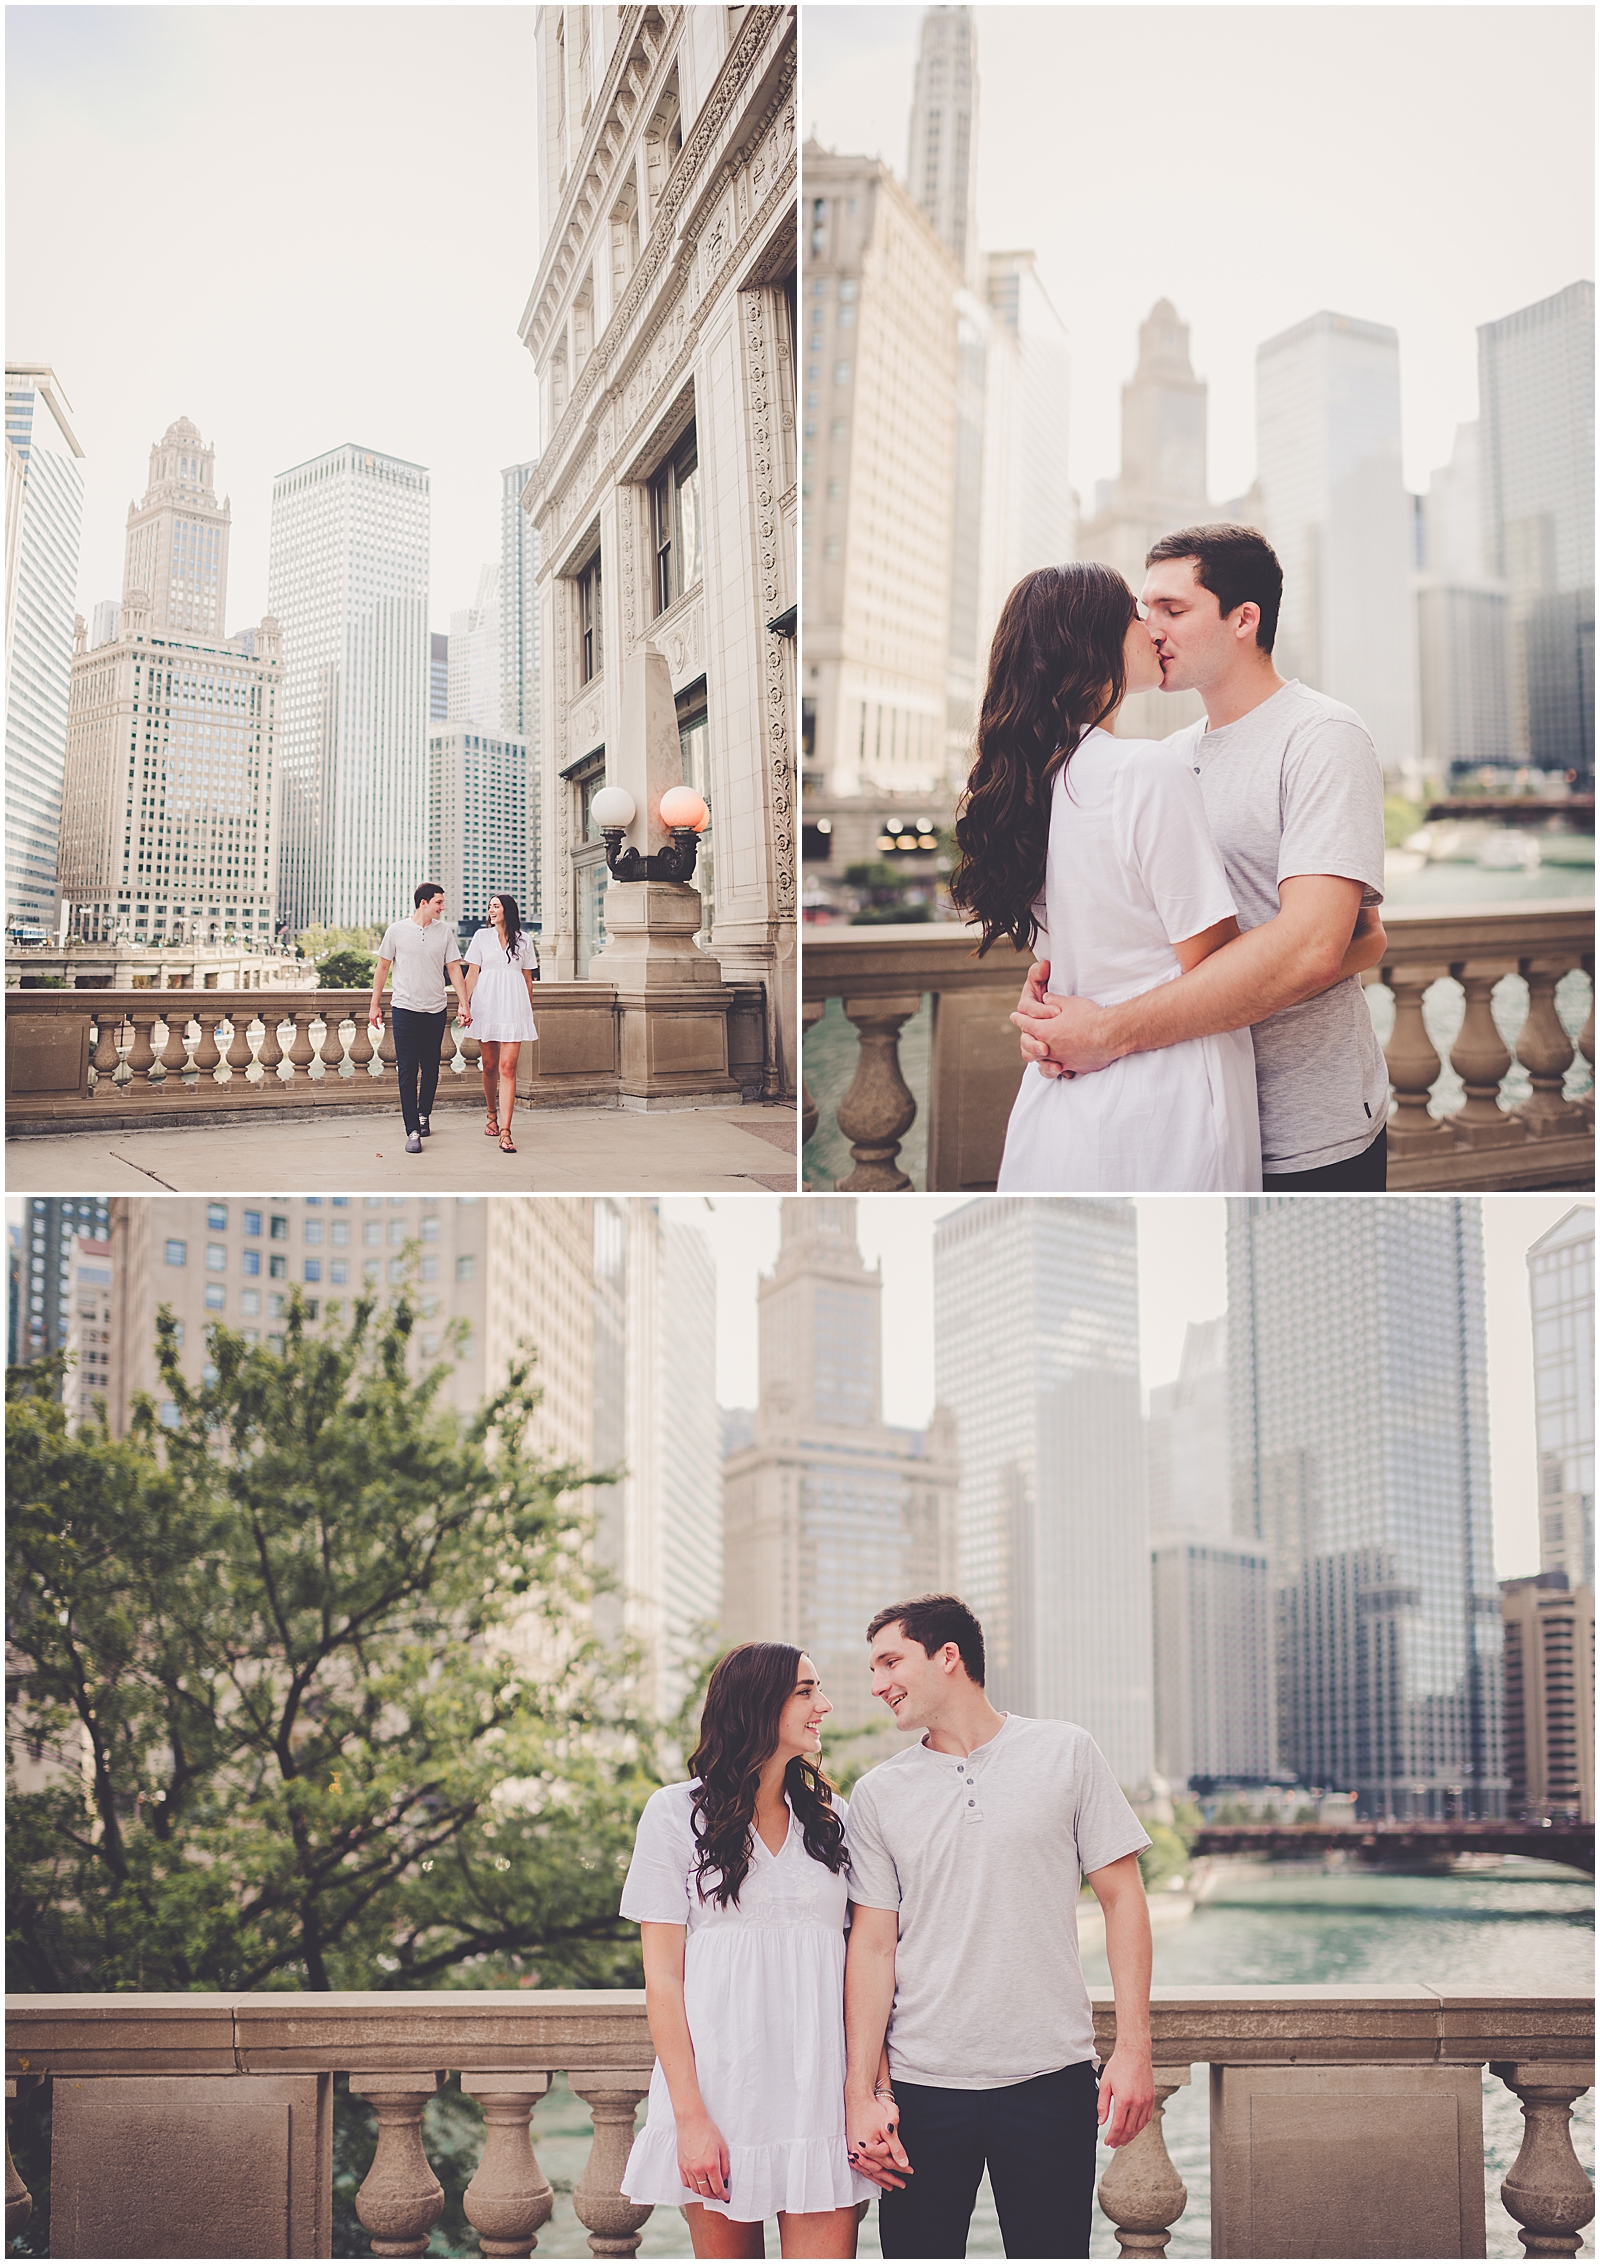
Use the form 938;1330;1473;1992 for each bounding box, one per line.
91;600;120;648
448;562;502;727
5;364;86;933
906;5;980;288
1415;421;1514;777
1145;1316;1230;1541
1151;1536;1274;1789
1527;1207;1595;1594
1256;312;1419;782
501;460;541;921
120;416;231;641
268;443;430;933
933;1197;1152;1785
427;721;532;931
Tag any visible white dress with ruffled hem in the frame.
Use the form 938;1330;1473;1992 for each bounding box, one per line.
619;1780;876;2221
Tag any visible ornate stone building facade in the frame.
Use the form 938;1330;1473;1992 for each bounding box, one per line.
520;5;797;1098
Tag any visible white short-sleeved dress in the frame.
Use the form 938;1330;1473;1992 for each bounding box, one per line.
997;729;1262;1192
464;929;538;1044
620;1780;877;2221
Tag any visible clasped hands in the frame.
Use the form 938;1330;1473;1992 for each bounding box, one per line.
1010;959;1116;1078
845;2088;912;2191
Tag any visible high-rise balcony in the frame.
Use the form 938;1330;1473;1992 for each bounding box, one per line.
802;902;1594;1192
5;1987;1592;2257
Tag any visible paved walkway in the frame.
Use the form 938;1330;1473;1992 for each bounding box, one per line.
5;1103;799;1195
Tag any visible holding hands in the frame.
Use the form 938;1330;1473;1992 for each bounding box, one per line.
845;2085;912;2192
1011;959;1119;1079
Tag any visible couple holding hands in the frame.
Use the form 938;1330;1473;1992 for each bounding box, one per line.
619;1596;1155;2260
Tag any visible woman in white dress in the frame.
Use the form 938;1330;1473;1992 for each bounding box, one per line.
461;893;538;1155
950;562;1262;1191
620;1643;882;2258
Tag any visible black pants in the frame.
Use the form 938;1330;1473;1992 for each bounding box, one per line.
391;1006;447;1136
1263;1123;1388;1192
877;2062;1100;2260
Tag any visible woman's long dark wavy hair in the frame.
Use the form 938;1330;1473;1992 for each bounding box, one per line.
950;562;1138;956
490;893;523;962
687;1642;845;1909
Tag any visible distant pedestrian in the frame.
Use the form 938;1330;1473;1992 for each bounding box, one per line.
461;892;538;1155
368;884;469;1154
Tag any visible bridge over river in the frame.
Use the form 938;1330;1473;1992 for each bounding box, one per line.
1190;1819;1594;1871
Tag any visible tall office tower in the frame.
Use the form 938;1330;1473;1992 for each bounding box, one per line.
430;631;449;723
906;5;980;287
803;146;959;798
4;365;86;932
501;461;542;921
62;1232;115;1433
1526;1206;1594;1593
120;417;231;639
1256;312;1419;782
449;563;502;726
1079;301;1222;741
268;443;430;932
1227;1197;1504;1819
15;1198;111;1370
427;721;533;930
1415;420;1514;777
979;252;1076;626
1500;1572;1594;1824
1478;281;1595;785
91;600;119;648
1145;1317;1230;1540
933;1198;1151;1784
58;426;282;947
723;1200;959;1739
1151;1537;1274;1789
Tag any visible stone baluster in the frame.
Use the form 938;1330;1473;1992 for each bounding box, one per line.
90;1012;125;1091
1095;2066;1190;2258
286;1012;319;1082
326;1015;353;1076
349;1015;377;1074
440;1019;460;1077
1447;961;1527;1147
1573;961;1594;1116
1490;2061;1596;2257
223;1016;254;1081
1378;965;1455;1157
377;1018;398;1075
125;1011;161;1086
569;2069;655;2256
835;995;921;1190
5;2074;39;2242
191;1013;223;1084
1513;958;1589;1131
461;2073;555;2258
460;1027;482;1067
801;1000;824;1145
257;1011;287;1081
154;1014;189;1081
349;2071;447;2258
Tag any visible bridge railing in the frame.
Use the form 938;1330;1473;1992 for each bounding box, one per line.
1189;1822;1596;1871
5;1988;1593;2258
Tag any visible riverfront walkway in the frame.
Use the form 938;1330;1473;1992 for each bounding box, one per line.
4;1101;799;1194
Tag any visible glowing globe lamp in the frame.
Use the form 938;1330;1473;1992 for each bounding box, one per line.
660;785;709;832
591;785;637;830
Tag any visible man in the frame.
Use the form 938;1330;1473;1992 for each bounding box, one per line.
1013;524;1390;1191
368;884;469;1155
843;1594;1154;2261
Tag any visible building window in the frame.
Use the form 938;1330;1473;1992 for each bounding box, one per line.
421;1217;440;1242
652;427;701;615
205;1284;226;1311
243;1209;261;1236
420;1253;439;1282
164;1240;186;1267
240;1287;261;1316
304;1220;323;1245
206;1244;227;1272
206;1202;227;1231
269;1254;287;1280
270;1215;288;1241
364;1221;383;1247
242;1249;261;1276
457;1253;477;1282
330;1260;349;1285
578;550;603;683
305;1259;322;1283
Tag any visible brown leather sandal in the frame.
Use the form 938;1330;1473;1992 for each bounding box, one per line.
484;1111;499;1137
498;1130;517;1154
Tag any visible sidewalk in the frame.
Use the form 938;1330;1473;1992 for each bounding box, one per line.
4;1102;799;1195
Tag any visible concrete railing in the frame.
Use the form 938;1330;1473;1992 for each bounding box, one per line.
802;902;1595;1192
5;1988;1593;2259
5;983;769;1132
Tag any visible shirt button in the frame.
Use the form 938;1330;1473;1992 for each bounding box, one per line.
968;1799;975;1807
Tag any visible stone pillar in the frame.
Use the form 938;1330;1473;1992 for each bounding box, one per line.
1513;960;1589;1132
836;996;920;1189
1097;2067;1190;2258
1448;964;1526;1148
588;882;722;990
800;998;824;1145
568;2070;655;2257
349;2071;447;2258
460;2074;555;2259
1490;2062;1596;2258
609;640;683;864
1381;966;1455;1157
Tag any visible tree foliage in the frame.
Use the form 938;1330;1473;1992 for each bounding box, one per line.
6;1297;669;1994
317;948;378;991
296;922;382;964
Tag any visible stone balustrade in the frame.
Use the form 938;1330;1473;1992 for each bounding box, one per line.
5;1988;1591;2259
5;981;770;1132
802;903;1595;1192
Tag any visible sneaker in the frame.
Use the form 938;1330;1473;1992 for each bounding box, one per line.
405;1131;422;1154
418;1116;431;1138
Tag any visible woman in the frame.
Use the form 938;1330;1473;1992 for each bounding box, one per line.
953;564;1375;1191
620;1644;882;2259
461;893;538;1155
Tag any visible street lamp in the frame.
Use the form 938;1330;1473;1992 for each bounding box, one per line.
598;784;709;883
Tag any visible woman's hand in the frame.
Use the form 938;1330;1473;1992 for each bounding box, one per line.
676;2109;731;2203
845;2088;911;2191
1016;960;1072;1081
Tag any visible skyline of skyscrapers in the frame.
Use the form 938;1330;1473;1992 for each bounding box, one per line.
1527;1205;1595;1594
427;718;533;933
5;362;85;933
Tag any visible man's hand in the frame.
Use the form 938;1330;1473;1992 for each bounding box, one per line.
367;1003;383;1032
1015;961;1071;1081
845;2089;911;2191
676;2107;731;2203
1012;987;1118;1075
1097;2044;1155;2148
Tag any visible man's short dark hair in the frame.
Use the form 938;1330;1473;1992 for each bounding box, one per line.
1145;523;1283;654
414;882;445;908
867;1594;986;1686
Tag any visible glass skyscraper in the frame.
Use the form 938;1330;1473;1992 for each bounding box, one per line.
1226;1197;1504;1820
5;364;85;933
501;461;541;920
1527;1206;1594;1594
933;1197;1151;1785
268;443;430;931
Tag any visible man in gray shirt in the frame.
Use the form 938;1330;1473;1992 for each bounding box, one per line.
369;883;468;1155
1013;524;1390;1189
844;1595;1154;2259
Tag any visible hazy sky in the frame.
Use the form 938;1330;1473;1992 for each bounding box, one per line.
803;3;1595;505
6;6;544;635
673;1192;1592;1582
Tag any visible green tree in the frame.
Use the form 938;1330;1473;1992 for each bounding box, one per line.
843;860;934;926
6;1300;667;1996
296;922;382;964
318;948;377;991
